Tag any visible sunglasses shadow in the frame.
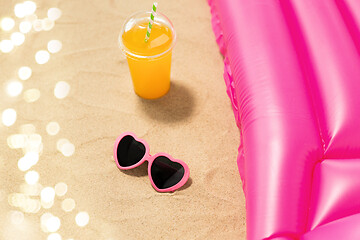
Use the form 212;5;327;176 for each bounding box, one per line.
177;177;193;192
137;81;195;123
119;162;149;177
119;163;193;192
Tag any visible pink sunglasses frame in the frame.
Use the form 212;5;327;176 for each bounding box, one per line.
113;132;190;192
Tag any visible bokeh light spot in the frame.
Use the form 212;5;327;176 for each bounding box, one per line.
26;151;40;166
7;134;27;149
24;88;41;103
6;80;23;97
57;139;69;151
22;199;41;213
8;193;26;207
7;193;39;213
2;108;17;127
35;50;50;64
41;213;53;230
75;212;89;227
41;187;55;203
23;1;37;15
18;157;31;171
48;233;62;240
14;3;26;18
20;183;43;196
61;198;75;212
19;21;32;33
18;152;39;171
1;17;15;31
42;200;54;209
47;8;62;21
42;18;54;31
61;142;75;157
25;170;39;184
48;40;62;53
46;216;61;232
18;66;32;80
25;134;43;154
11;32;26;46
33;19;42;31
55;182;67;196
10;211;24;225
0;39;14;53
46;122;60;135
54;81;70;99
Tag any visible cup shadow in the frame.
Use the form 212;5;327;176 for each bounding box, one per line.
137;81;195;123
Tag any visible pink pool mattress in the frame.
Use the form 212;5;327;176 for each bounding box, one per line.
208;0;360;239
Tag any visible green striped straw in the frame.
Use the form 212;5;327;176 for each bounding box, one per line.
144;2;158;43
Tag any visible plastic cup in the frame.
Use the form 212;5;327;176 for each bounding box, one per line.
119;11;176;99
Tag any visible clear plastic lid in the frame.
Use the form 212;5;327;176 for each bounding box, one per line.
118;11;176;59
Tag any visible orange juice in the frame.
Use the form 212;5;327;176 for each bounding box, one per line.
119;12;176;99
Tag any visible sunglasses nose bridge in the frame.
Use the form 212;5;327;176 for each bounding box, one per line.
146;154;155;163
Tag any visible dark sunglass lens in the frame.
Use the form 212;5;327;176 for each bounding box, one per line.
117;135;146;167
151;156;185;189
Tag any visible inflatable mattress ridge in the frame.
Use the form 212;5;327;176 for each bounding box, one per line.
208;0;360;239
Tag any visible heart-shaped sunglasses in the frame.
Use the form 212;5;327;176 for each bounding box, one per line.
113;132;190;192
